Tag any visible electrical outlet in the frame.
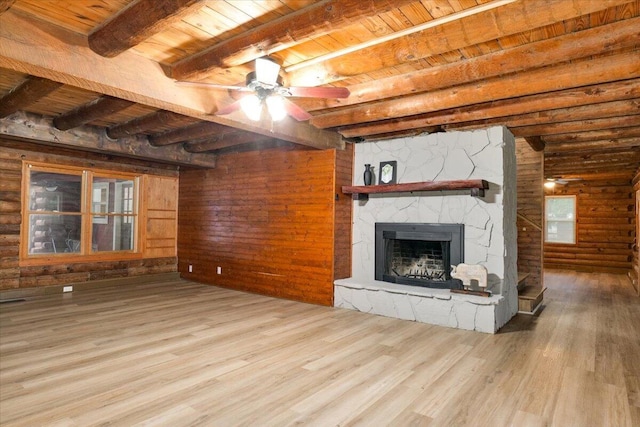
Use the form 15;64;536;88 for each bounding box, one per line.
63;285;73;293
217;266;221;275
188;264;193;273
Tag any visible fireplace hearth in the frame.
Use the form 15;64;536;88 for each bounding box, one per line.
375;223;464;290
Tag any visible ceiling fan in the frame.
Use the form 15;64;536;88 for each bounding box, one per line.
177;56;350;122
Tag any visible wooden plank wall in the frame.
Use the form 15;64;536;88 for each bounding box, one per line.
178;146;351;306
0;141;178;292
632;169;639;295
544;176;635;274
142;175;178;258
515;138;543;287
333;143;353;280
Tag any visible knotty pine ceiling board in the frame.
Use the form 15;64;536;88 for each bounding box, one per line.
360;16;397;38
12;0;133;34
26;88;101;117
398;2;438;24
136;23;219;64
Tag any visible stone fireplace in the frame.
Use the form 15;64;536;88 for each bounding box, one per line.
375;222;464;289
334;127;518;333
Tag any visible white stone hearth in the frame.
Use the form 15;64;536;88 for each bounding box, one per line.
335;126;518;333
334;278;507;333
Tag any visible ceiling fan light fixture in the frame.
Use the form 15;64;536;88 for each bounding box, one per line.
240;94;262;121
266;96;287;121
255;56;281;85
544;181;556;189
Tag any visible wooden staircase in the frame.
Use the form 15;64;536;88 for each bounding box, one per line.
517;272;546;315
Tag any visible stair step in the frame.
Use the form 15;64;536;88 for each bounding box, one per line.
518;285;546;315
517;272;530;292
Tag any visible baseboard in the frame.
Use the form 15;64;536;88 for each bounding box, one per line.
0;272;181;301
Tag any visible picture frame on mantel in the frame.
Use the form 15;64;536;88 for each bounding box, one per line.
378;160;397;185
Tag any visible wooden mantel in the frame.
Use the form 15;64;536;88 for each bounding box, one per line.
342;179;489;200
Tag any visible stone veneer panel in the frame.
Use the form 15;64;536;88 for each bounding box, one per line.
337;127;518;333
334;278;504;333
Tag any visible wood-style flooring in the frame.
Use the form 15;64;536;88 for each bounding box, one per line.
1;270;638;426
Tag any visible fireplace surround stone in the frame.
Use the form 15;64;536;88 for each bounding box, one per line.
335;127;518;333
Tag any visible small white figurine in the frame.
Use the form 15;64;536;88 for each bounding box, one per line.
450;263;488;290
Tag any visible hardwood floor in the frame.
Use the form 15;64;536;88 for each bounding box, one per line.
1;270;638;426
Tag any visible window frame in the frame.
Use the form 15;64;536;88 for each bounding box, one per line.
544;195;577;245
21;161;142;266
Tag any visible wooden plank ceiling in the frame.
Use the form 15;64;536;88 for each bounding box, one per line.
0;0;638;178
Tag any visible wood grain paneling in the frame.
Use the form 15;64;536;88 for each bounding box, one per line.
516;138;543;287
142;174;178;258
334;143;353;280
0;140;178;291
544;177;635;274
632;169;639;295
178;146;352;306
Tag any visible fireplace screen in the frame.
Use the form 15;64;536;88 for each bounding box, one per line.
375;223;464;289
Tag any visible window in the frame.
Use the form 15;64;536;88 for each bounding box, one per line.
23;162;139;261
545;195;576;244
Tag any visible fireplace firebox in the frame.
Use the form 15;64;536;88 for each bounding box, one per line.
375;223;465;289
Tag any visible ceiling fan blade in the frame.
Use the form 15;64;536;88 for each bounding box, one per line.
287;86;350;99
176;81;251;92
215;99;243;115
281;97;312;121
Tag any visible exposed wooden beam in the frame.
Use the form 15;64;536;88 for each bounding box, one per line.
285;0;631;86
0;111;216;168
545;150;640;172
53;96;135;131
298;16;640;112
225;110;346;150
107;110;197;139
88;0;203;58
170;0;416;81
543;127;640;144
525;137;546;152
0;75;63;118
285;0;516;75
549;171;636;181
0;0;15;14
544;138;640;153
339;80;640;138
149;121;236;146
215;139;299;156
0;9;343;150
183;132;273;153
512;115;640;138
445;99;640;132
310;51;640;129
360;128;442;142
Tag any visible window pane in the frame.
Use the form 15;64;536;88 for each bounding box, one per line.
28;214;82;254
545;197;576;244
30;171;82;213
92;216;135;252
92;177;136;214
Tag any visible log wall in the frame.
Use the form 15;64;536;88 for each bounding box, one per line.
544;176;635;274
516;138;544;287
632;169;639;295
0;140;178;292
178;146;353;306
